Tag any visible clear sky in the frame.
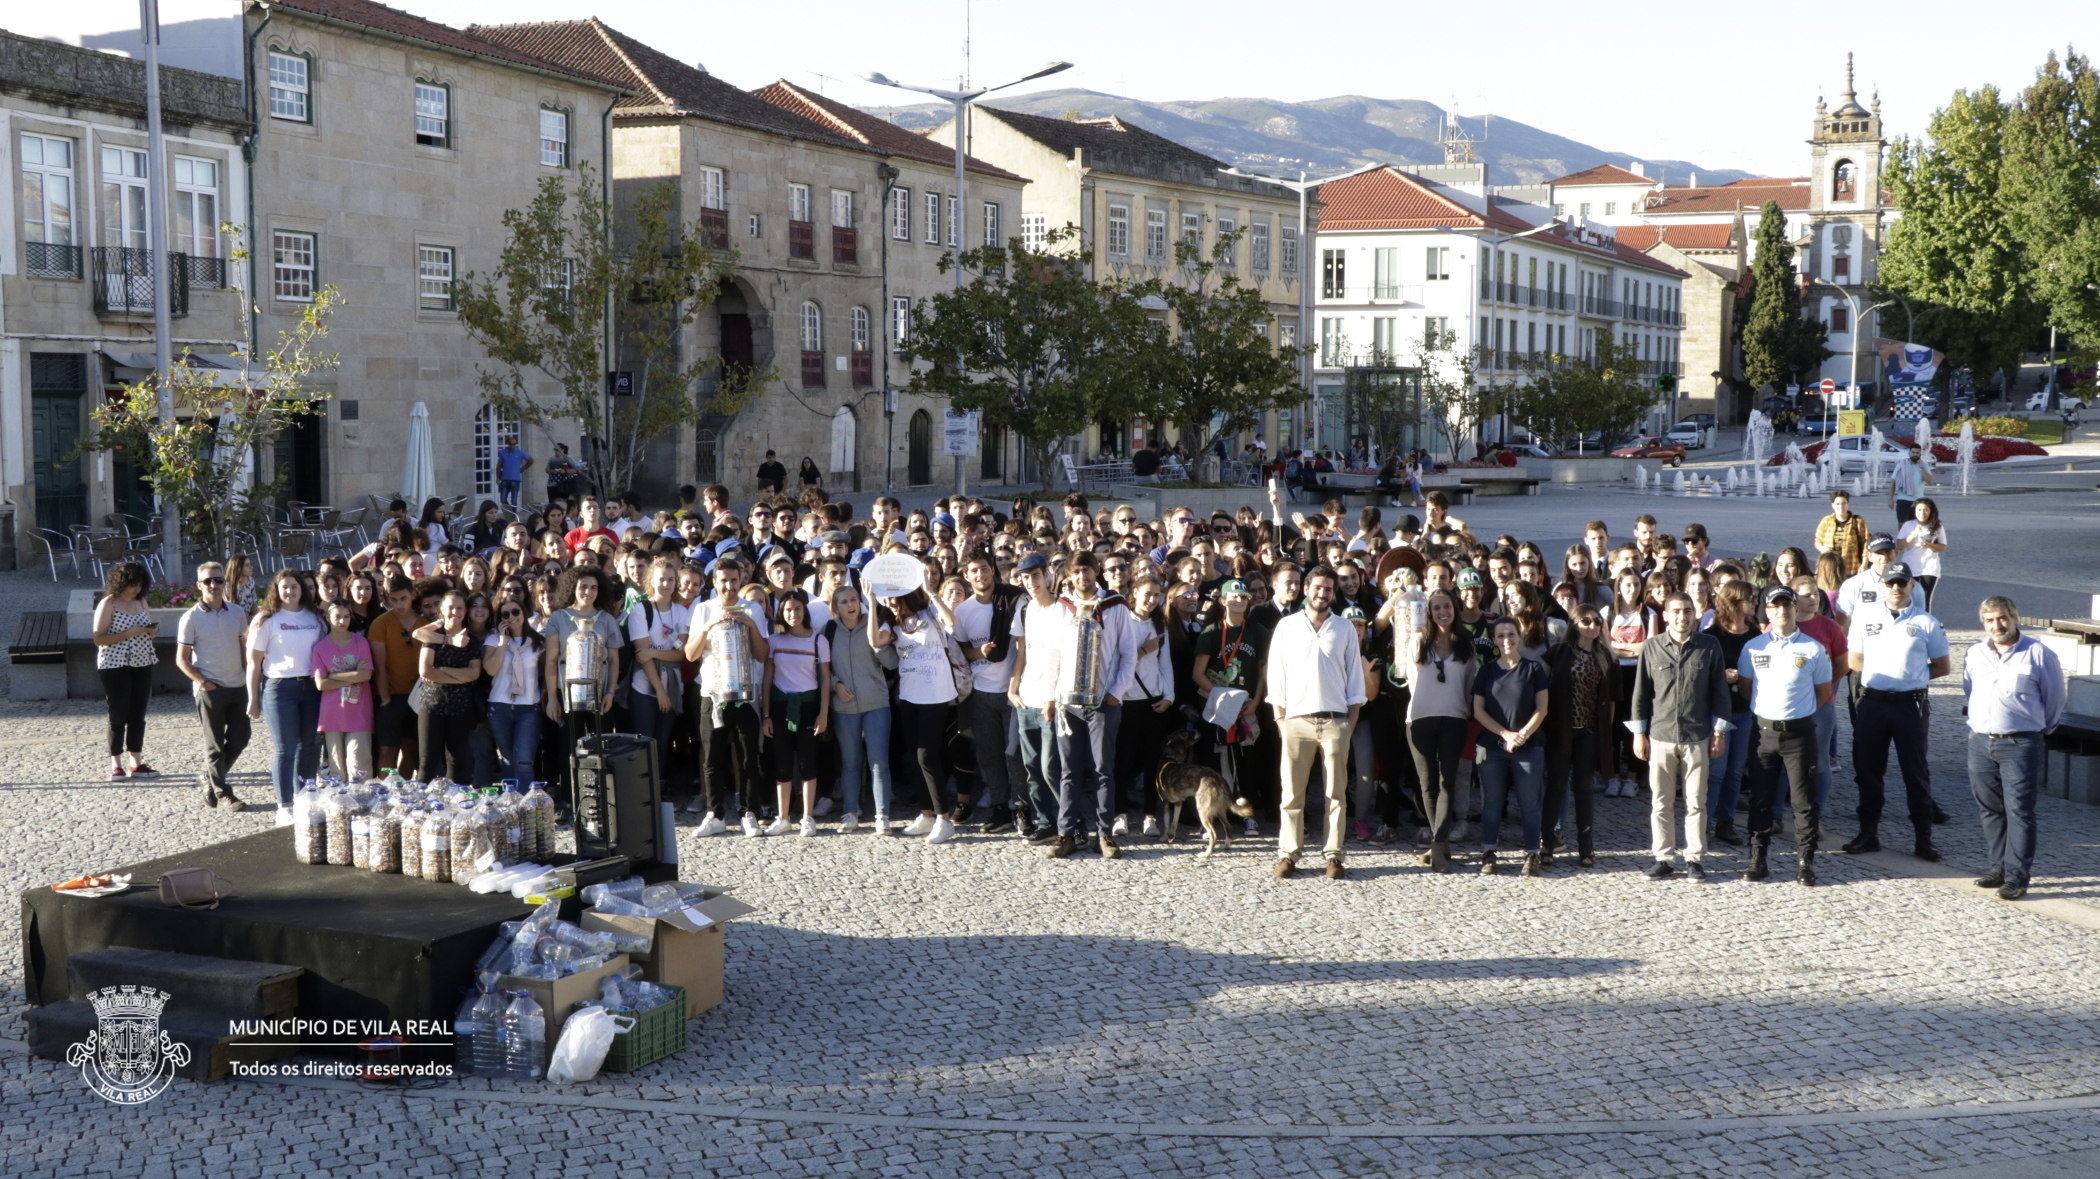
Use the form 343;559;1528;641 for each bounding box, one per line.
14;0;2086;177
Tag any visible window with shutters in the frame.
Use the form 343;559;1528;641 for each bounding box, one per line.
699;166;728;247
831;190;857;263
1321;248;1345;300
1830;305;1849;334
800;301;824;387
788;183;814;260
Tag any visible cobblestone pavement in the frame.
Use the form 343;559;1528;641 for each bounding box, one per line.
4;474;2100;1175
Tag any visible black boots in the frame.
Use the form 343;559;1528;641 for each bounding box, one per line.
1746;836;1770;882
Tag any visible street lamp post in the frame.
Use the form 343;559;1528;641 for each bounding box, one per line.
865;60;1072;494
1802;277;1894;416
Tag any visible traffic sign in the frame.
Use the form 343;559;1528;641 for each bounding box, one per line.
1819;378;1837;394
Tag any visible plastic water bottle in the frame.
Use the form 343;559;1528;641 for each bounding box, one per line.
452;990;483;1076
470;985;507;1078
499;991;547;1080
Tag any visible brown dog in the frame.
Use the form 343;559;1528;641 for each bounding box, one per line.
1156;728;1254;861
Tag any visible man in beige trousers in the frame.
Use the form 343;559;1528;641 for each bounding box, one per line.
1628;594;1735;882
1265;567;1367;880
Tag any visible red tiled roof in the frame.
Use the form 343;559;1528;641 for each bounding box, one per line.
269;0;618;88
750;81;1028;183
1533;223;1687;278
1643;178;1810;215
1614;224;1736;252
1548;163;1652;187
1314;166;1530;232
471;20;867;150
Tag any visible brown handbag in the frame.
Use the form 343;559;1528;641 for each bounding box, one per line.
157;868;228;910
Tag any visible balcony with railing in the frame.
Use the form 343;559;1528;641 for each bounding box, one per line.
1580;296;1621;320
92;247;189;318
177;254;227;289
26;240;83;279
788;219;815;261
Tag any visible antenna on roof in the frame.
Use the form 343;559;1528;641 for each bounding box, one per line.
1439;101;1477;165
809;71;846;95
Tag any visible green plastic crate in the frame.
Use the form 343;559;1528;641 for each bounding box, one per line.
601;985;686;1073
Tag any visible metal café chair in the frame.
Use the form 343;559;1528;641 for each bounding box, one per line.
30;528;81;581
277;527;316;570
83;531;133;583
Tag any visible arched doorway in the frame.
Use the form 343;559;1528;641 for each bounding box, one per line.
828;405;857;490
906;409;932;486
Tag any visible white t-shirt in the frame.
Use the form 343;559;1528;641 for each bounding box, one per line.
625;599;692;694
1012;598;1064;709
951;595;1013;694
888;611;958;706
249;610;325;679
768;629;830;694
483;633;544;706
1895;519;1946;579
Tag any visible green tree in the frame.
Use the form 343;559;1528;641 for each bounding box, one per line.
1500;337;1658;451
1409;325;1488;460
454;165;751;497
2004;50;2100;345
83;234;341;556
1123;229;1309;454
1878;84;2038;383
1740;200;1824;393
899;227;1151;487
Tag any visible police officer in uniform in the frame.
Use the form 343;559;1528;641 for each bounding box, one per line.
1738;585;1833;885
1842;562;1952;861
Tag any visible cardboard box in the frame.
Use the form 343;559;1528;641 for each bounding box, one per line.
583;887;755;1019
496;954;629;1044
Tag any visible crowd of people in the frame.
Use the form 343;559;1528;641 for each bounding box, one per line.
91;473;2063;899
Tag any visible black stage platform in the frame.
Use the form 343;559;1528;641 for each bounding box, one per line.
22;829;531;1025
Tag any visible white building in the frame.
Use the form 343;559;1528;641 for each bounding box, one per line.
1309;163;1687;456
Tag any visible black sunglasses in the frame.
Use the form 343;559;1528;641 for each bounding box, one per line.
200;577;226;585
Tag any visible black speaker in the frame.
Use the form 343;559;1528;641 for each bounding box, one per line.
570;732;665;866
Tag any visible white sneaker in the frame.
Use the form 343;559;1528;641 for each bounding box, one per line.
799;816;818;838
1142;815;1161;837
901;813;934;837
839;813;861;834
275;806;295;828
679;797;703;815
1608;777;1626;798
697;812;728;837
764;815;792;837
872;812;892;836
741;813;764;837
925;815;957;844
1112;814;1130;837
813;796;835;818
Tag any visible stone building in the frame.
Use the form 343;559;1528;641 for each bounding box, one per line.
1;29;249;560
747;80;1029;490
1614;223;1747;421
938;106;1310;458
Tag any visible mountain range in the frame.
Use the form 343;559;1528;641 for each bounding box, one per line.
867;89;1758;187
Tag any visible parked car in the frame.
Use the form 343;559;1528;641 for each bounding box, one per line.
2027;391;2089;413
1611;437;1687;466
1683;413;1717;430
1826;435;1913;477
1665;421;1709;449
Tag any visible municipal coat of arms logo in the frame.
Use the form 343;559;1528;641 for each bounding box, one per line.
65;985;189;1104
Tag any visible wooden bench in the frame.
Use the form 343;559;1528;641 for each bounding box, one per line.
7;610;66;665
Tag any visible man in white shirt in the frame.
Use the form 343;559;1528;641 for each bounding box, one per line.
681;557;771;836
609;493;649;541
1265;566;1367;879
1046;553;1140;860
1006;554;1065;843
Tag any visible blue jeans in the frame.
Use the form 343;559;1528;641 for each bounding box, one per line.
1478;743;1545;854
1707;710;1752;825
1969;731;2043;886
488;701;543;784
498;479;521;509
1015;705;1062;833
833;708;892;817
1811;700;1837;809
261;676;322;807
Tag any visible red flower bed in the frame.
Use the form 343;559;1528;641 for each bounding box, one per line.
1765;436;2047;466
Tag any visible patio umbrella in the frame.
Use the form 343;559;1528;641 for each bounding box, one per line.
214;413;254;500
402;401;436;508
